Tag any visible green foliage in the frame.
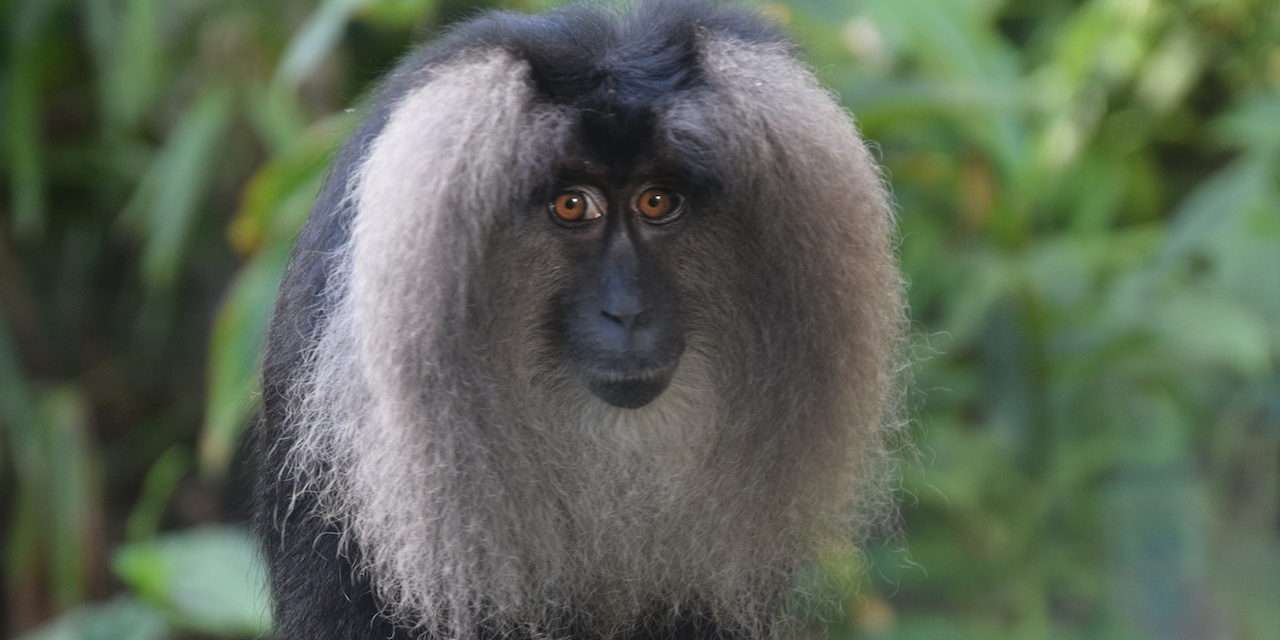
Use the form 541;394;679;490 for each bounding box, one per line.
112;527;270;636
15;599;169;640
1;0;1277;638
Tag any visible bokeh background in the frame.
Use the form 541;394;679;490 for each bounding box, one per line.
2;0;1278;638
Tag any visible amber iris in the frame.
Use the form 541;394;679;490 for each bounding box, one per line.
552;191;591;222
636;188;680;221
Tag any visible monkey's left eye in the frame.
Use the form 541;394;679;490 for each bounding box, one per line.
550;190;603;225
635;188;684;223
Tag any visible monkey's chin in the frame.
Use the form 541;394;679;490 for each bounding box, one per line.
586;371;675;409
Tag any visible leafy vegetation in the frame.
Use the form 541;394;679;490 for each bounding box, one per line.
2;0;1277;638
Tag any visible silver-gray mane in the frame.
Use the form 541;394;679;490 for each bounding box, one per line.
280;34;905;640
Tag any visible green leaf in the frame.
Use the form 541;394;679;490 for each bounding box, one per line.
1162;157;1272;261
82;0;163;132
860;0;1013;81
0;314;43;607
231;112;353;252
1135;28;1202;114
244;83;309;154
113;526;272;636
1102;473;1213;637
199;246;290;476
1213;528;1280;638
1157;156;1280;343
276;0;368;89
1213;91;1280;151
13;597;170;640
1151;291;1272;377
879;614;1043;640
0;309;34;445
4;383;99;612
360;0;439;27
125;447;191;541
123;88;235;289
40;388;98;609
4;0;62;239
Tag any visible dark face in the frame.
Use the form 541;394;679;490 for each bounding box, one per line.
545;156;690;409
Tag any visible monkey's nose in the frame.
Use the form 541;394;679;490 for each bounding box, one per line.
601;306;643;330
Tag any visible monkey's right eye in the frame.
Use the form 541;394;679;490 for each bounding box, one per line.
550;191;602;225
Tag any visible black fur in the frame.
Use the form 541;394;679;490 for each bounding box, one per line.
254;3;784;638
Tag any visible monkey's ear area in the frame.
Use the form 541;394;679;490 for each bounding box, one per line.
664;35;887;214
354;50;572;223
349;51;572;348
484;8;614;102
658;108;731;197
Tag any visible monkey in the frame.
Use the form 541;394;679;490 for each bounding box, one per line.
252;1;905;639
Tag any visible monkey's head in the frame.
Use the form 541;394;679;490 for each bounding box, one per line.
281;1;904;636
347;2;900;419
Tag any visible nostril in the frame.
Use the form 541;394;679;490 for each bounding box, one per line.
601;308;641;329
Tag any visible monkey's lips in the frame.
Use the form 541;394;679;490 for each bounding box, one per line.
584;365;677;409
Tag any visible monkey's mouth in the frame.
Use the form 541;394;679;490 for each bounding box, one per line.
584;365;677;409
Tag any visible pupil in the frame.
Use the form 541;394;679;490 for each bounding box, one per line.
649;195;662;208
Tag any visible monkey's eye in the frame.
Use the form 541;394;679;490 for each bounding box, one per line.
550;190;603;225
635;188;683;223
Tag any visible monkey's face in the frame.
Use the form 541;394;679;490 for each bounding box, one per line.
542;156;692;410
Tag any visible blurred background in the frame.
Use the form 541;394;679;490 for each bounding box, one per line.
1;0;1278;638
